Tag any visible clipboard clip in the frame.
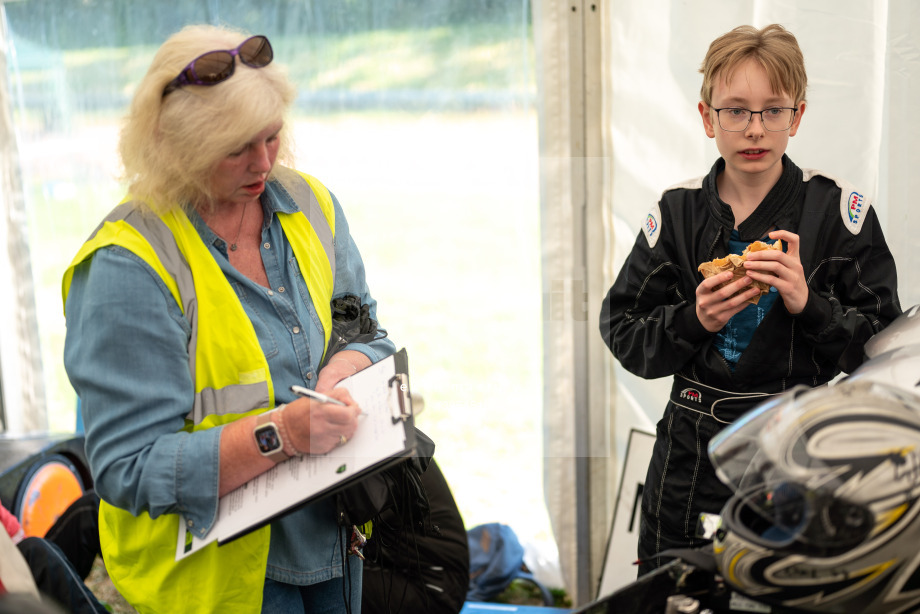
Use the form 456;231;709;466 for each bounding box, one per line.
387;373;412;423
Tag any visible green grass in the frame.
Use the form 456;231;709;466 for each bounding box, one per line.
13;24;534;116
281;25;534;92
497;580;573;608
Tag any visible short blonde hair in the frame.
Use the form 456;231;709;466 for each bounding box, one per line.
118;24;296;212
699;24;807;106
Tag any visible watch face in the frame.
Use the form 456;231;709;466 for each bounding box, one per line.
255;424;282;454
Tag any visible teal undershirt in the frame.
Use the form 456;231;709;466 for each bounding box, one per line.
714;230;781;370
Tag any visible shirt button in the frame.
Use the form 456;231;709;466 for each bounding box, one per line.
306;372;314;380
263;242;271;249
187;519;194;528
278;286;285;293
267;290;274;296
293;326;301;334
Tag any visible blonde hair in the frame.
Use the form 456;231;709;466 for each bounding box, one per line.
699;24;807;107
118;24;296;213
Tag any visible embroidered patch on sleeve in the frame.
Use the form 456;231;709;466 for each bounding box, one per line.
802;168;870;236
642;202;662;249
840;188;869;235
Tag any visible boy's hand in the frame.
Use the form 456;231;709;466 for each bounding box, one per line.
743;230;808;314
696;271;760;332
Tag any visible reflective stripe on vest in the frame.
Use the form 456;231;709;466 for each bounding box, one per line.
62;168;336;614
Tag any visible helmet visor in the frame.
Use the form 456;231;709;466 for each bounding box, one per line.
708;386;812;494
710;381;920;550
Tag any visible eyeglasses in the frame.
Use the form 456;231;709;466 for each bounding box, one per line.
712;107;798;132
162;35;273;97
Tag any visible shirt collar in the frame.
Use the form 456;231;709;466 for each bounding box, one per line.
262;171;301;215
188;171;295;251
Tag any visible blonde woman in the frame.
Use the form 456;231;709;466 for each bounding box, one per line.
63;25;395;613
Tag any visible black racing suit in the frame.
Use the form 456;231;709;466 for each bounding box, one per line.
599;155;902;575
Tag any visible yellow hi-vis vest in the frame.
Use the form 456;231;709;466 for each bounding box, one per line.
62;167;336;614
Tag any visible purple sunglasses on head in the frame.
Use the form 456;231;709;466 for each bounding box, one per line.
162;35;273;97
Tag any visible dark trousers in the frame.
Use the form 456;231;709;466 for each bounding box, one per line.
43;490;101;580
17;537;107;614
637;403;733;576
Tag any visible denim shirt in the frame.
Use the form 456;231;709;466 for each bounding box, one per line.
63;179;396;585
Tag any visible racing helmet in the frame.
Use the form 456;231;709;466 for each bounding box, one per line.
864;304;920;359
709;379;920;613
846;343;920;397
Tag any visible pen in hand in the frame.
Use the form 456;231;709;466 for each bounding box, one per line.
290;385;369;417
291;385;346;406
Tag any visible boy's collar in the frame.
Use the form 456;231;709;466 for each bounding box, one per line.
706;155;804;241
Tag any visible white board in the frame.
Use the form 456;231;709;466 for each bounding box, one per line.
596;428;655;598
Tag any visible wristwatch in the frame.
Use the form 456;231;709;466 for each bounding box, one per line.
254;411;292;463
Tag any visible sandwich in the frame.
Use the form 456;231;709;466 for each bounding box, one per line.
697;240;782;305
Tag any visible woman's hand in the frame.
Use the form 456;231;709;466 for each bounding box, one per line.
696;270;760;332
218;388;362;495
743;230;808;315
219;351;373;494
315;350;371;392
284;388;362;455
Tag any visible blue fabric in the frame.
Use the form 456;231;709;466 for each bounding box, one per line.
714;231;781;370
262;554;362;613
63;179;395;585
466;523;553;606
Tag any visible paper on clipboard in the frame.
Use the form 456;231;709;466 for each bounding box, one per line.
176;349;413;561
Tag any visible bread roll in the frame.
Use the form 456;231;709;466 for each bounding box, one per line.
697;240;782;305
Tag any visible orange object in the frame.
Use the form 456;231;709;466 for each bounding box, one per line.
17;459;84;538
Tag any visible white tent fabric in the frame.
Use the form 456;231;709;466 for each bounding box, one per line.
533;0;615;603
538;0;920;604
0;9;45;434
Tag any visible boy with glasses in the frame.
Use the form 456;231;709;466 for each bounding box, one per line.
599;24;901;576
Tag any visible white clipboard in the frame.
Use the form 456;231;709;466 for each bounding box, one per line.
176;348;415;560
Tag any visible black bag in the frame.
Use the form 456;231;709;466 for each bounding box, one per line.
320;294;387;369
334;427;436;532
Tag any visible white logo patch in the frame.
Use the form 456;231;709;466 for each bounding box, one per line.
841;189;868;234
643;202;662;248
802;168;870;236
